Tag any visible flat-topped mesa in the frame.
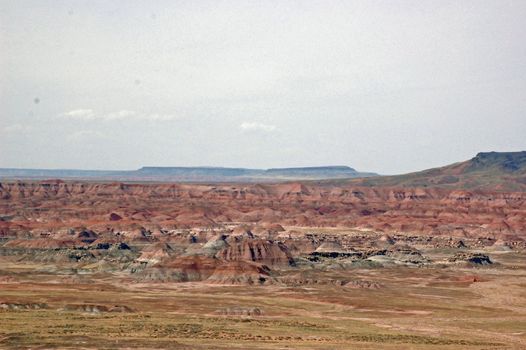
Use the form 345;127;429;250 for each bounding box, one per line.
0;165;377;182
137;165;373;180
264;166;360;177
469;151;526;173
137;166;256;177
267;166;355;172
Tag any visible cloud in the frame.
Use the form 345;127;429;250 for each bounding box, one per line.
1;123;33;133
104;110;137;120
59;109;178;122
61;109;96;120
239;122;276;132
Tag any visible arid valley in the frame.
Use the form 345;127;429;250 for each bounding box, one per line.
1;152;526;349
3;1;526;348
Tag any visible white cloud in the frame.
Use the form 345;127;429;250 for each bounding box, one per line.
61;109;96;120
1;123;33;133
59;109;178;122
240;122;276;132
104;110;137;120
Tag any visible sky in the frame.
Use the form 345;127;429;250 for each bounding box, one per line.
1;0;525;175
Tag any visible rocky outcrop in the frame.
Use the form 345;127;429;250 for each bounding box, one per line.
60;304;134;313
215;306;263;316
136;242;174;264
448;252;493;265
216;239;294;266
0;302;48;310
207;261;273;285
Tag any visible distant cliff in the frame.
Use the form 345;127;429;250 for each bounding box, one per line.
0;165;377;182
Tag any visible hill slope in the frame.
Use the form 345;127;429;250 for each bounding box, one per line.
347;151;526;191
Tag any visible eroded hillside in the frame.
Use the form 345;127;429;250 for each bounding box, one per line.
1;180;526;348
1;181;524;240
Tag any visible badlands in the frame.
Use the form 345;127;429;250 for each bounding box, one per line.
1;153;526;349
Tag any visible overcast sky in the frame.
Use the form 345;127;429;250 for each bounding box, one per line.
1;0;525;174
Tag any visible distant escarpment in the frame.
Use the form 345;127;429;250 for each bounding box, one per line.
345;152;526;191
0;165;376;182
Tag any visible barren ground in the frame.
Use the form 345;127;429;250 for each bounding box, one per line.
1;238;525;349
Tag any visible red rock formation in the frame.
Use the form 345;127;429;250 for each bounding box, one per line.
207;261;272;285
216;239;294;266
0;181;524;241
